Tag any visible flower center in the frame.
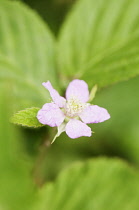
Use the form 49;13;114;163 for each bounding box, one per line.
65;97;86;117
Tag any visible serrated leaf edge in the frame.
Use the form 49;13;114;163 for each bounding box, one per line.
10;107;44;128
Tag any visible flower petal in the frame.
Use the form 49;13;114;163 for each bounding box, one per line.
37;103;65;127
79;105;110;124
65;119;92;139
66;79;89;103
43;81;66;107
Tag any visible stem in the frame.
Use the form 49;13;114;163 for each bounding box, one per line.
33;134;51;187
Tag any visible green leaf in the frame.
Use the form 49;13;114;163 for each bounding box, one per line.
0;87;35;210
33;158;139;210
11;107;44;128
58;0;139;88
0;0;57;110
92;75;139;166
0;56;44;110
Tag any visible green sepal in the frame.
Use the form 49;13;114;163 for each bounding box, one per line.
51;122;66;144
88;84;98;103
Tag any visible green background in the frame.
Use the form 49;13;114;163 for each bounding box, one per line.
1;0;139;209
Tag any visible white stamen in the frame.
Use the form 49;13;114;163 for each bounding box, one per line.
65;97;88;117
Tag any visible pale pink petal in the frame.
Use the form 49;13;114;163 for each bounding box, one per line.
79;105;110;124
42;81;66;108
37;103;65;127
65;119;92;139
66;79;89;103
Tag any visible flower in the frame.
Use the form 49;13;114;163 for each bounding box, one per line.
37;79;110;142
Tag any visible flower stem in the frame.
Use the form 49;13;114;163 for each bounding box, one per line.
33;134;51;187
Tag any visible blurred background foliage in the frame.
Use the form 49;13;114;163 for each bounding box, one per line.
10;0;139;181
1;0;139;209
22;0;76;36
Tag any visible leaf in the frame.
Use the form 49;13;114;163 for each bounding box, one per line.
11;107;44;128
58;0;139;88
0;86;35;210
33;158;139;210
0;56;44;111
92;75;139;165
0;0;57;110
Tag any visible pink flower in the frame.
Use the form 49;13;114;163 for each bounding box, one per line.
37;79;110;142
